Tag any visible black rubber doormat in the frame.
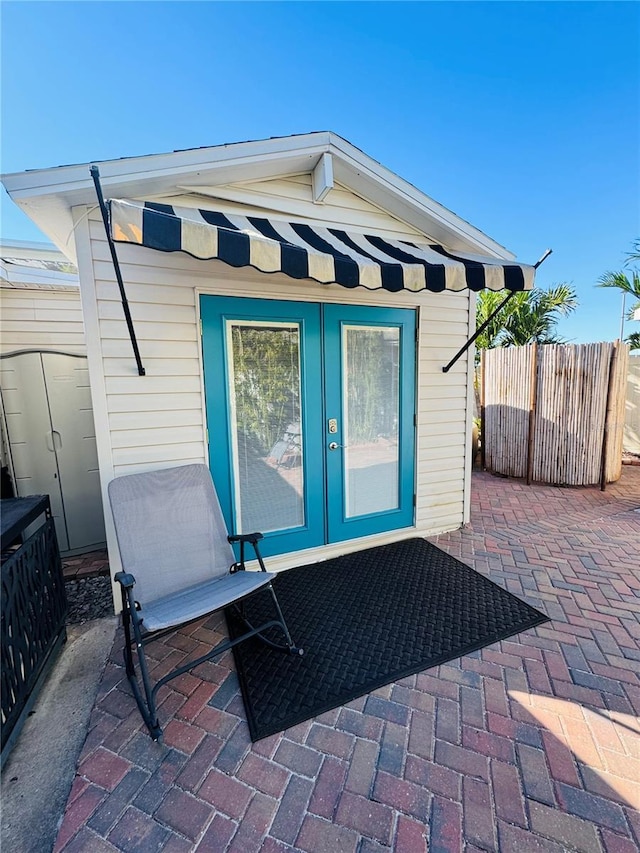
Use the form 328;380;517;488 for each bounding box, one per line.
226;537;548;741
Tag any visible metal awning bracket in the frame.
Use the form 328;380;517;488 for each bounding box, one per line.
441;249;553;373
90;166;145;376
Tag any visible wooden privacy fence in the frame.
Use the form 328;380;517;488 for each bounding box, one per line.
481;342;629;487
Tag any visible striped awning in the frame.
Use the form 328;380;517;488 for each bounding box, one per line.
110;198;535;294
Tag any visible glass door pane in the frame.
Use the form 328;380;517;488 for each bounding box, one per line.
343;325;400;517
324;304;416;544
227;321;304;533
201;296;324;558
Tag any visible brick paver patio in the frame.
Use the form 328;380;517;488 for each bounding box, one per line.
54;468;639;852
62;550;110;580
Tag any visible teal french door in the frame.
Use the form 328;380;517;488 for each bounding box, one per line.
201;296;416;558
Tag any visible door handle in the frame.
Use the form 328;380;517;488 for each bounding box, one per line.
45;430;63;452
328;442;347;450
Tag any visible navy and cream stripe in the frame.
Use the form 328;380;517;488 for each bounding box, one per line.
110;199;535;293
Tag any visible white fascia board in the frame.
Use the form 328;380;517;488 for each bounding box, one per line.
1;133;334;202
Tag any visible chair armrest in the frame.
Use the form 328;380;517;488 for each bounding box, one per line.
114;571;136;588
227;532;263;545
227;532;268;572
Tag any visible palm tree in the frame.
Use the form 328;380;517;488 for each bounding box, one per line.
475;289;517;353
475;284;578;359
501;285;578;346
597;239;640;346
597;269;640;321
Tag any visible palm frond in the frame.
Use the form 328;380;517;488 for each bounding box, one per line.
597;270;640;299
625;331;640;351
534;283;579;315
476;283;578;352
625;239;640;266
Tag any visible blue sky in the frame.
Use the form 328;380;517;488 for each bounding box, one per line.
2;1;638;343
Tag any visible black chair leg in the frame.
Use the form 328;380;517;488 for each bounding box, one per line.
121;588;163;741
120;589;135;678
228;539;303;655
267;585;303;655
231;584;303;655
117;579;302;740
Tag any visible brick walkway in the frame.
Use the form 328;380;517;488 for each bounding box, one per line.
54;468;640;852
62;549;110;580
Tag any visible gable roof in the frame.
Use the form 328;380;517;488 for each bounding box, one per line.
1;132;516;264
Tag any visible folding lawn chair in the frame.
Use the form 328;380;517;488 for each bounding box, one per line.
268;422;302;468
108;463;303;740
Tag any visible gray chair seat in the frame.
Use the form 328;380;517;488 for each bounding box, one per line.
139;570;276;633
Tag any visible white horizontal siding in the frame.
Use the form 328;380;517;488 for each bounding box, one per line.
97;300;195;323
418;503;466;534
1;332;85;349
421;458;466;475
101;339;199;359
6;320;83;335
112;441;204;467
414;285;471;533
103;357;201;377
420;381;470;406
104;375;202;395
0;288;86;354
424;418;467;443
112;457;205;478
421;395;469;412
422;395;469;417
2;306;82;323
109;408;202;430
95;280;196;305
107;393;203;413
98;319;197;341
91;229;207;480
110;425;203;448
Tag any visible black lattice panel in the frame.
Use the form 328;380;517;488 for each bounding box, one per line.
1;517;68;752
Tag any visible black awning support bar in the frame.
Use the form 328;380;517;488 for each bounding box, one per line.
441;249;553;373
90;165;146;376
442;290;516;374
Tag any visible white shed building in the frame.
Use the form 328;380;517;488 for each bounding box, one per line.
2;132;535;591
0;241;106;553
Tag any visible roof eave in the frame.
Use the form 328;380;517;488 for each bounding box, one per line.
0;261;79;289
